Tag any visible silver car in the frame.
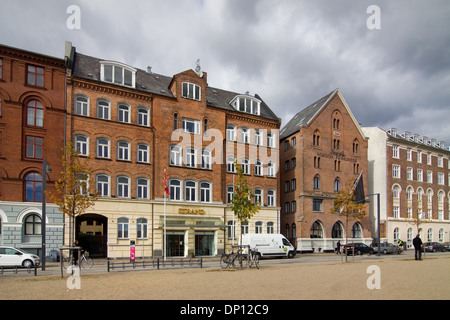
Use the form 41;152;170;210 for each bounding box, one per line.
0;246;41;268
372;242;402;254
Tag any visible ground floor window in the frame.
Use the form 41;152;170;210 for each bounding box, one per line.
195;232;215;256
167;233;185;257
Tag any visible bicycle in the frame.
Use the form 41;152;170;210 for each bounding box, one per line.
248;248;260;269
62;250;93;269
220;245;248;270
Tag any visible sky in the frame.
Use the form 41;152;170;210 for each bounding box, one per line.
1;0;449;144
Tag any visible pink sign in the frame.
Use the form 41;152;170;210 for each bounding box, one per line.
130;246;135;261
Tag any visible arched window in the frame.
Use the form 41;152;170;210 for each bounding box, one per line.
351;222;362;238
137;218;148;239
24;172;42;202
118;218;129;239
24;214;41;235
310;221;323;238
313;175;320;190
26;100;44;127
313;130;320;147
169;179;181;201
332;222;343;238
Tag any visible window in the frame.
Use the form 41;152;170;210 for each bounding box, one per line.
137;178;149;199
267;132;275;148
291;158;296;169
351;223;362;238
334;178;341;192
97;100;111;120
254;160;262;176
393;165;401;178
118;104;130;123
186;147;197;168
267;190;275;207
185;180;197;202
285;202;290;213
313;199;323;212
101;62;136;88
75;135;89;156
267;162;275;177
227;157;236;173
241;159;249;174
417;169;423;182
313;175;320;190
25;173;42;202
226;125;237;141
169;179;181;201
27;65;44;86
310;221;323;238
26;100;44;127
200;182;211;203
227;186;234;204
24;214;41;235
137;107;149;126
230;95;261;115
254;129;263;146
25;136;43;159
407;167;413;180
137;218;148;239
182;82;201;101
267;222;274;234
97;138;110;158
393;206;400;218
291;201;297;213
284;181;290;193
118;218;129;239
353;139;359;154
96;174;110;197
137;144;150;163
173;113;178;131
170;145;182;166
438;173;444;185
332;222;343;238
241;128;249;144
117;176;130;198
201;149;211;169
75;96;89;116
291;179;296;191
314;156;321;168
392;145;399;158
182;118;200;134
393;185;400;199
117;141;130;161
227;221;236;240
427;171;433;183
255;221;262;234
254;189;263;204
313;130;320;147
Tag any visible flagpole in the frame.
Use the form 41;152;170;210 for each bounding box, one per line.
163;168;167;261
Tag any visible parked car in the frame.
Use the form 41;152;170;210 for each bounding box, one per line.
442;242;450;252
0;246;41;268
342;243;374;255
423;242;444;252
371;242;402;254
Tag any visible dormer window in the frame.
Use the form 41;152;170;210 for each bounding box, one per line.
182;82;201;101
230;95;261;116
100;61;136;88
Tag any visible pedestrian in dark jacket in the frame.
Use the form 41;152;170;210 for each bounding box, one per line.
413;234;422;260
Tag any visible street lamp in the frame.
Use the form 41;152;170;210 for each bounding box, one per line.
41;159;52;271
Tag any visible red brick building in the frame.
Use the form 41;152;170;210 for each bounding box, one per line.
65;42;281;258
280;89;370;252
0;44;66;256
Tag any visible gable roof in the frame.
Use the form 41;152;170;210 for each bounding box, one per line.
280;89;367;140
69;50;280;122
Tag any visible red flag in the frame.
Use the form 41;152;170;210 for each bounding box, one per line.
164;169;170;195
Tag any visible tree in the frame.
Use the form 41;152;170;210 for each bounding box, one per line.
49;142;98;247
331;179;366;259
230;161;260;246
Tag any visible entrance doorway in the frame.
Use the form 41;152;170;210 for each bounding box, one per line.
76;214;107;258
167;233;185;257
195;232;215;256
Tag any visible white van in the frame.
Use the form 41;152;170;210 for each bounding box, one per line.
240;234;296;258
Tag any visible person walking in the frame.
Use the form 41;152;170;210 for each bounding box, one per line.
336;240;341;254
413;234;422;260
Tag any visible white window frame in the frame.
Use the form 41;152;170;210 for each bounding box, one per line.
75;135;89;156
182;118;201;134
138;107;150;126
200;181;212;203
170;145;182;166
182;82;201;101
100;61;136;88
75;95;89;116
137;143;150;163
117;176;130;198
96;174;110;197
136;178;150;200
118;104;131;123
117;141;131;161
185;147;197;168
201;149;212;169
97;138;110;159
97;99;111;120
185;180;197;202
169;179;182;201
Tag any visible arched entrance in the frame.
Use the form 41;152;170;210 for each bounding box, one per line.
76;214;108;258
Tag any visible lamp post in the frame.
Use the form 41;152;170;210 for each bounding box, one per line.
41;159;52;271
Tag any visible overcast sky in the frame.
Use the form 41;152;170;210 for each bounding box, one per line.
1;0;449;144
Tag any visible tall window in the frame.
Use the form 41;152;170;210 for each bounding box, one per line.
185;180;197;202
97;138;110;158
267;190;275;207
25;136;43;159
169;179;181;201
310;221;323;238
118;104;130;123
75;95;89;116
136;178;149;199
200;182;211;203
96;174;110;197
25;173;42;202
97;100;110;120
170;145;182;166
27;65;44;86
118;218;129;239
137;218;148;239
226;124;237;141
137;144;149;163
138;107;149;126
201;149;211;169
75;135;89;156
117;176;130;198
185;147;197;168
254;160;262;176
26;100;44;127
117;141;130;161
